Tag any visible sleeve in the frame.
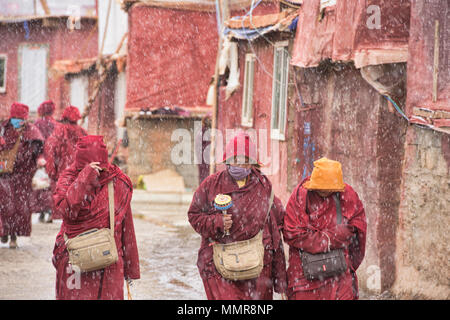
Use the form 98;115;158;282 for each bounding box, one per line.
270;196;288;294
121;189;140;280
44;134;58;181
344;191;367;271
53;166;98;220
187;178;224;240
283;187;333;254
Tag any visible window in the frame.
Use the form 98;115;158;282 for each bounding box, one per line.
271;41;289;140
0;54;6;93
241;53;255;127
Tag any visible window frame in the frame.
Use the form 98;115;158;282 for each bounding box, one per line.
241;53;256;127
0;54;7;94
271;40;290;141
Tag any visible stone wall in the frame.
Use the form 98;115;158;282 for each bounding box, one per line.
393;126;450;299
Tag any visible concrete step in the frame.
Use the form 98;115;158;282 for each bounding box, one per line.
132;189;194;205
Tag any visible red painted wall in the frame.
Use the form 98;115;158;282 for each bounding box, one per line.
0;18;98;120
126;5;218;110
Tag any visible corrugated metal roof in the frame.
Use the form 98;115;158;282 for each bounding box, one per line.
0;14;97;23
0;0;96;18
121;0;273;12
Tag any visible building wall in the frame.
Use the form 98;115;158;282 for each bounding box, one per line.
0;18;98;119
393;127;450;299
126;116;204;190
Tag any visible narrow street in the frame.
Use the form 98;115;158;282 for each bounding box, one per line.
0;190;383;300
0;194;206;300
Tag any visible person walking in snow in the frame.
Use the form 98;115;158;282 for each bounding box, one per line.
188;132;287;300
52;135;140;299
44;105;87;222
32;100;57;223
283;157;367;300
0;102;44;248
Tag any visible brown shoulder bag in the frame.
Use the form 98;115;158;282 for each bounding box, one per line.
64;181;119;272
0;127;22;174
212;189;274;281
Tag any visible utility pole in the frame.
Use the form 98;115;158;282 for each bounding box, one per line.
210;0;229;175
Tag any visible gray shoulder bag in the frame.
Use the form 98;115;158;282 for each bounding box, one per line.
300;192;348;281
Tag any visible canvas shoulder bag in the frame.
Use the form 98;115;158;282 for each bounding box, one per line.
65;181;119;272
300;192;348;281
212;189;274;281
0;127;22;174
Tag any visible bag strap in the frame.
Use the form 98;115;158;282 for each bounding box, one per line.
332;192;342;225
108;180;115;236
262;188;275;230
64;180;115;243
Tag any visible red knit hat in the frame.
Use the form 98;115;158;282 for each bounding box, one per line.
37;100;55;117
62;106;81;122
10;102;29;120
74;135;109;171
222;132;260;165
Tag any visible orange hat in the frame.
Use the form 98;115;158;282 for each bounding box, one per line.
303;157;345;192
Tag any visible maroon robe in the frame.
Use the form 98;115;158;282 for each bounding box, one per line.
188;167;287;300
52;163;140;300
34;116;56;140
0;120;44;236
283;178;367;300
44;122;87;219
31;116;57;214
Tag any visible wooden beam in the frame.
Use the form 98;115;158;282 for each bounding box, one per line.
432;19;439;103
39;0;51;15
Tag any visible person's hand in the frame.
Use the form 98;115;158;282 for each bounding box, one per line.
37;157;46;168
223;214;233;232
89;162;102;176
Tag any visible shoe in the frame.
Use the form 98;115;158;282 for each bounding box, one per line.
1;235;8;243
9;236;17;249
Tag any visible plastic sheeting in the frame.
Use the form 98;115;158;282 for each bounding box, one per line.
291;0;410;69
126;5;218;110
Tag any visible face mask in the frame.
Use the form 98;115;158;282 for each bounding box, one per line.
227;165;251;180
10;118;24;129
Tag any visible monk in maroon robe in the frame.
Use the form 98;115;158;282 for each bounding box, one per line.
0;102;44;248
283;158;367;300
34;100;57;140
32;100;57;222
44;106;87;220
52;135;139;300
188;132;287;300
